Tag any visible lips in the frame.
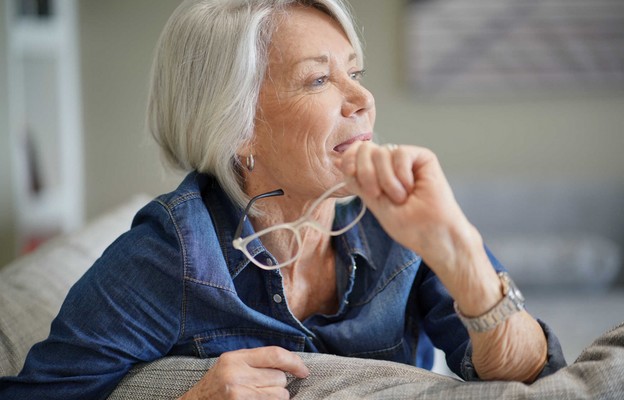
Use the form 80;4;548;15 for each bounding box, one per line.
333;133;373;153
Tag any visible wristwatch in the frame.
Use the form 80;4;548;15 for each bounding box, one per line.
454;272;525;333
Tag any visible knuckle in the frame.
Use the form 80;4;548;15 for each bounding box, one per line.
225;385;244;399
420;146;437;161
266;346;288;364
218;351;237;365
371;147;384;160
277;371;288;386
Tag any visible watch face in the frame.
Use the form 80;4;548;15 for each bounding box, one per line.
500;272;525;304
509;279;525;303
516;288;526;303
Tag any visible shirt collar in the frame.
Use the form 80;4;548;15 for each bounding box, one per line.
333;198;377;270
199;174;260;278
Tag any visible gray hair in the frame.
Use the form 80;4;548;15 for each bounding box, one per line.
147;0;363;209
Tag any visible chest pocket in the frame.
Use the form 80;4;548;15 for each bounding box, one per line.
193;327;307;358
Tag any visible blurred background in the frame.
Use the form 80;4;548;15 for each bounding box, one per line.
1;0;623;364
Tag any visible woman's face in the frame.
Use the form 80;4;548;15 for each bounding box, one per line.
249;5;376;200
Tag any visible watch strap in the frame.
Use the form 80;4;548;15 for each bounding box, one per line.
454;272;525;333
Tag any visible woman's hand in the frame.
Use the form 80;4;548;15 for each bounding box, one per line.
337;142;502;314
336;142;483;285
179;346;309;400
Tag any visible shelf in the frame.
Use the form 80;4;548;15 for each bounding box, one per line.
6;0;84;254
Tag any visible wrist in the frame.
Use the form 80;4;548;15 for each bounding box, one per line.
455;272;525;332
434;223;502;317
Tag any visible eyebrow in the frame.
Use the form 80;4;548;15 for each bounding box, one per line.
294;53;357;66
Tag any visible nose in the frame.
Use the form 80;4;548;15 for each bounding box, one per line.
341;79;375;118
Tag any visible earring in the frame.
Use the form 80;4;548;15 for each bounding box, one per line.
245;154;255;172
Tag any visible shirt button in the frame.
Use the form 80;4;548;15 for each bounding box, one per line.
273;294;283;303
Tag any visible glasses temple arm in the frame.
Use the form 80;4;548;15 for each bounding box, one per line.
233;189;285;240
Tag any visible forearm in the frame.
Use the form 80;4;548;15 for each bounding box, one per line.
421;222;548;382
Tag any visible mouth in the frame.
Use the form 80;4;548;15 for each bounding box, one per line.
333;133;373;153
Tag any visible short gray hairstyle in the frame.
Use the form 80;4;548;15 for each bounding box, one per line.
147;0;363;209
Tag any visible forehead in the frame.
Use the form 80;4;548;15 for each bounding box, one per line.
268;5;355;65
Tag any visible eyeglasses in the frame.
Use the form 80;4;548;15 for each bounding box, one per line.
232;182;366;270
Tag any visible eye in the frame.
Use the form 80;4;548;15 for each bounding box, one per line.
349;69;366;81
311;75;329;87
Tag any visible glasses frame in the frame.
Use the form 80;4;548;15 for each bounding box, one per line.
232;182;366;270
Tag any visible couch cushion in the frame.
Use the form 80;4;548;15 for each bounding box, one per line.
108;323;624;399
107;353;454;400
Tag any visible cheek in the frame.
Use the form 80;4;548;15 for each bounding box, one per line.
281;97;336;146
256;88;341;164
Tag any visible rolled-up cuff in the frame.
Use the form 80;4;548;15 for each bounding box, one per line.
460;319;568;381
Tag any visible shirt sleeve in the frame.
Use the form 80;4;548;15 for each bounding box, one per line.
0;203;185;400
460;319;568;381
415;261;471;377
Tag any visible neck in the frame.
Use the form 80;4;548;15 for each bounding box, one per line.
243;178;339;320
249;194;336;266
280;237;338;320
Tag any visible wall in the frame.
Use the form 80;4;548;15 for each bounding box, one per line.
79;0;182;220
0;3;16;266
352;0;624;183
2;0;623;266
77;0;624;219
351;0;624;284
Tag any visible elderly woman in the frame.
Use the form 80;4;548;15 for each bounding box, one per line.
0;0;566;399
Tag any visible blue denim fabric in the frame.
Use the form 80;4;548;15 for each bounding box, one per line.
0;172;566;399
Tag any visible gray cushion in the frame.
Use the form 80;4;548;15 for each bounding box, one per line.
109;322;624;400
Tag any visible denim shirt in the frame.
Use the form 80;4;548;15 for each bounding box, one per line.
0;172;566;399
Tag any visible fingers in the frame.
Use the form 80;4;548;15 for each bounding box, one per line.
392;148;416;193
375;148;409;203
353;142;380;196
338;142;414;204
244;346;310;379
248;365;289;388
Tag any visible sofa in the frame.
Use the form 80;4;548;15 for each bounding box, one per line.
1;192;624;399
